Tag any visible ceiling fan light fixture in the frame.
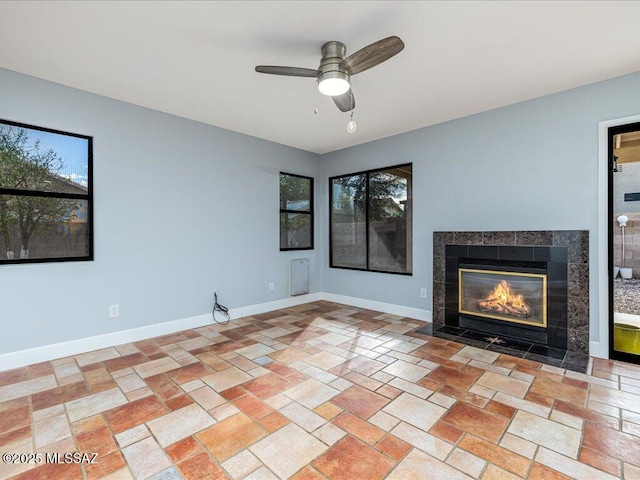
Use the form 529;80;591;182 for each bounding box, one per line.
317;71;350;96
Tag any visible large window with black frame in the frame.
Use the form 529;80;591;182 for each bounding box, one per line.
330;163;412;274
280;172;314;250
0;119;93;264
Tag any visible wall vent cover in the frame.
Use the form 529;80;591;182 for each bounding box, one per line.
290;258;310;296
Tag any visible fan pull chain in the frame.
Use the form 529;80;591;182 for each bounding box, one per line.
314;84;321;115
347;111;357;133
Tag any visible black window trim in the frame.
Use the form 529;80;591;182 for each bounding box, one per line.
0;118;94;265
279;171;314;251
329;162;412;276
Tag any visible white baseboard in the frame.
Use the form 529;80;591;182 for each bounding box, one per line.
0;292;323;371
319;292;432;322
0;313;213;372
232;292;323;318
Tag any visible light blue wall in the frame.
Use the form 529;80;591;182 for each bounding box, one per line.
319;71;640;343
3;66;640;354
0;68;320;353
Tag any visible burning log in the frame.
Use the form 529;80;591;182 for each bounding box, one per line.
476;299;530;318
476;280;531;319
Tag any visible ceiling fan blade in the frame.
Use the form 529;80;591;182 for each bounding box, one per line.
341;36;404;75
255;66;319;78
333;89;355;112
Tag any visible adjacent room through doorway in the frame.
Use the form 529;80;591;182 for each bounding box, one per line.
610;123;640;361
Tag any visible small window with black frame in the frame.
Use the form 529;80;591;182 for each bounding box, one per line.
0;119;93;264
280;172;313;250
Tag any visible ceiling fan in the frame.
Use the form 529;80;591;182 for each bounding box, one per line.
255;36;405;113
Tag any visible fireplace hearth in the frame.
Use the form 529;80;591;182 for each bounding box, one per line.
429;231;590;372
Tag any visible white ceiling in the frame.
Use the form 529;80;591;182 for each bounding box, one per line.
1;1;640;154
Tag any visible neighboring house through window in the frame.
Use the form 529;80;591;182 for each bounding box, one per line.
280;172;313;250
330;163;412;274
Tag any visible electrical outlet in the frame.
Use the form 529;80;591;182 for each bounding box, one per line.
109;304;120;318
420;288;427;299
269;282;275;291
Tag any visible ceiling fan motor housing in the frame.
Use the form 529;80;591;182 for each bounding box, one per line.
317;41;350;94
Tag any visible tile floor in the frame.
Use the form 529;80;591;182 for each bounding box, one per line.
0;301;639;479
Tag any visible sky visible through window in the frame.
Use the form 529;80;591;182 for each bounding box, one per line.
6;124;89;187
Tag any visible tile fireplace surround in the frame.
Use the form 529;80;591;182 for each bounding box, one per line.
432;231;589;372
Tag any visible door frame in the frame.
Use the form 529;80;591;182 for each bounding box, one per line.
598;114;640;360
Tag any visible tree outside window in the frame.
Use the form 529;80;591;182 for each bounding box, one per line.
0;119;92;264
280;173;313;251
330;164;412;274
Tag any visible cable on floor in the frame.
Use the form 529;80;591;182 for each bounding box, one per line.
212;292;230;325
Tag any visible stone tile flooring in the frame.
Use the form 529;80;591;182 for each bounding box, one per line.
0;301;640;479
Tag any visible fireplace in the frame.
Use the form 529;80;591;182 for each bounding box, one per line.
459;268;547;327
428;231;589;370
442;243;569;350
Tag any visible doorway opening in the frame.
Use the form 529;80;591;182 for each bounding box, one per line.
609;122;640;362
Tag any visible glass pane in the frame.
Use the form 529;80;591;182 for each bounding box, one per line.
612;129;640;356
331;174;367;269
368;165;412;273
280;212;312;249
280;173;311;211
0;121;90;195
459;269;546;326
0;195;90;261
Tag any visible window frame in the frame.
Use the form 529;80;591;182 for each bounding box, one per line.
329;163;412;275
279;171;314;251
0;118;93;265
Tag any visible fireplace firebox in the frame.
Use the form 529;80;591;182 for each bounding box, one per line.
444;245;568;350
459;268;547;327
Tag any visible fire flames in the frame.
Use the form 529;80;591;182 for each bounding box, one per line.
477;280;530;318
